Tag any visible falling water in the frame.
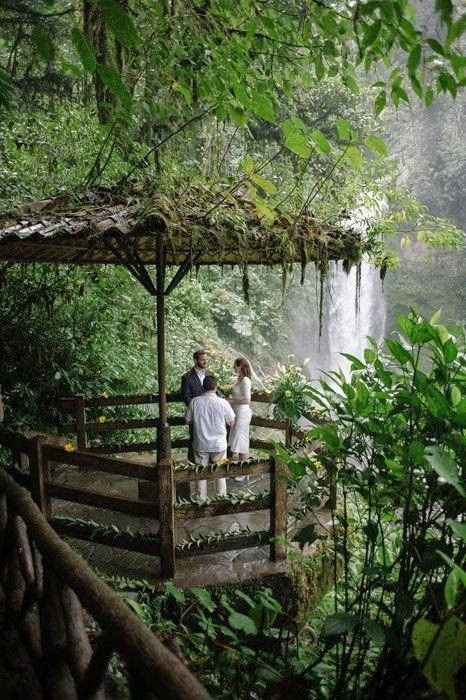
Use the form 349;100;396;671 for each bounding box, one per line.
292;261;386;380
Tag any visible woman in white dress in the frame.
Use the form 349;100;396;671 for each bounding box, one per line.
229;358;252;461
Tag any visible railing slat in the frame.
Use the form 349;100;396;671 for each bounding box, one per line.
175;460;271;483
175;496;270;520
51;518;161;556
43;446;157;482
47;483;159;518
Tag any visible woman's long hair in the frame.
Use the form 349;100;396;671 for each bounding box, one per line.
234;357;252;379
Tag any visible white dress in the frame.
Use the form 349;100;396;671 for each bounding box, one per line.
229;377;252;455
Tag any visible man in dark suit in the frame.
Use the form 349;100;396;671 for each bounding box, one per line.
181;350;212;465
181;349;211;407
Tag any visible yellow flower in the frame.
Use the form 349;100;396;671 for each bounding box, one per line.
64;442;76;452
101;392;109;399
97;415;107;423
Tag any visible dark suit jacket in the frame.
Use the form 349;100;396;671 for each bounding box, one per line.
180;368;213;406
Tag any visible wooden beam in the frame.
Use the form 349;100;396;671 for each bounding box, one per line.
176;530;270;558
175;495;270;520
175;460;271;483
42;446;157;482
47;483;160;518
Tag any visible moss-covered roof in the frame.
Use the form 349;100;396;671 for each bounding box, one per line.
0;187;367;267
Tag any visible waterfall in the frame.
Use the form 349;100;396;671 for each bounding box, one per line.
292;261;386;380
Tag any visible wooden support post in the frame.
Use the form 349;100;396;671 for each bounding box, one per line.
270;455;287;562
76;395;88;451
155;235;175;577
29;437;51;519
285;419;293;449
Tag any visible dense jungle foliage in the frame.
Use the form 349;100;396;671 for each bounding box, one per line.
1;1;466;699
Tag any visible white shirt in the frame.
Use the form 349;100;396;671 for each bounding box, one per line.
186;391;235;453
195;368;206;386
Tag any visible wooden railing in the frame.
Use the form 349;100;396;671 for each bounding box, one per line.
58;391;291;456
0;426;288;580
0;463;210;700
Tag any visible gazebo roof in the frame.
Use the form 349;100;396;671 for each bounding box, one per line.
0;187;366;267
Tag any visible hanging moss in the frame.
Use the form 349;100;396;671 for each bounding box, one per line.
343;258;353;275
318;262;327;339
300;239;307;285
242;265;250;305
355;262;362;318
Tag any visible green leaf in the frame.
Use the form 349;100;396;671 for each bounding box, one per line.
366;135;388;157
191;587;216;612
412;616;466;700
31;27;55;62
71;28;97;73
311;129;331;155
435;0;454;26
228;611;257;635
438;71;458;97
241;155;255;174
97;65;132;109
229;106;247;127
250;173;277;194
374;90;387;115
364;348;376;364
447;13;466;43
425;87;434;106
408;44;422;74
427;38;446;56
450;385;461;406
362;20;382;49
340;353;365;370
251;94;275;123
335;118;352;141
282;119;311;158
344;145;364;170
426;447;464;496
99;0;139;48
126;598;145;617
164;580;186;603
443;338;458;362
444;569;459;608
447;519;466;542
454;398;466;427
386;339;412;365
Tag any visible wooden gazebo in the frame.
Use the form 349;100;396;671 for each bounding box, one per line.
0;187;369;580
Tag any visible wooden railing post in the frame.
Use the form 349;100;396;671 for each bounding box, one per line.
158;425;175;579
270;455;288;562
75;395;88;451
29;436;51;519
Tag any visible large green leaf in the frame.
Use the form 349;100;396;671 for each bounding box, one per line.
99;0;139;48
412;616;466;700
97;65;132;110
251;94;276;123
425;447;464;496
71;28;97;73
386;339;412;365
366;134;388;157
228;611;257;635
311;129;331;155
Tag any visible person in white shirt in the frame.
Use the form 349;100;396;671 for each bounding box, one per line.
185;375;235;499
